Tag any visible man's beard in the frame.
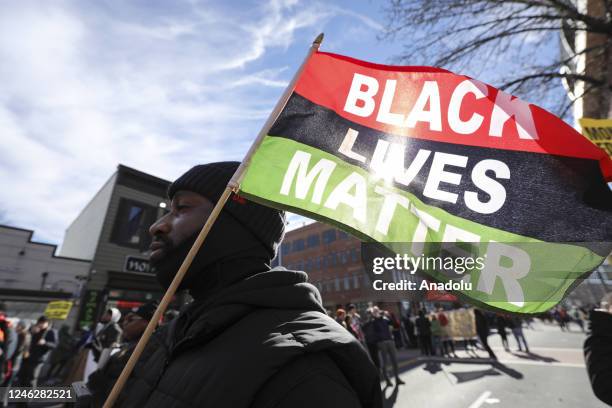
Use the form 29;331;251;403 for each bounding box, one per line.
149;212;271;296
151;233;203;290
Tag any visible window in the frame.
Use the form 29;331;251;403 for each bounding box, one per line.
306;259;313;271
322;229;336;244
338;230;348;240
327;253;337;267
111;199;157;250
281;243;291;255
292;239;305;252
340;251;348;264
343;277;350;290
351;248;359;263
307;234;320;248
321;256;327;268
353;275;360;289
334;278;340;291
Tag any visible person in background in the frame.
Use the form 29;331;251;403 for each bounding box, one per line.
335;309;347;329
362;309;381;371
2;318;18;385
437;309;455;357
87;301;158;407
163;310;179;323
570;306;586;332
0;306;10;380
496;314;510;351
474;309;497;360
508;316;530;353
344;315;358;338
402;312;417;348
18;316;56;387
584;292;612;406
415;310;432;356
346;304;364;343
47;325;75;381
371;307;404;387
430;314;442;356
89;308;122;363
2;321;30;407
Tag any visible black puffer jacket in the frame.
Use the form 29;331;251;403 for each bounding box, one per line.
117;269;382;408
584;309;612;406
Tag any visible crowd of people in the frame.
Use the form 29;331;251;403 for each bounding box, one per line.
0;307;60;405
329;303;541;385
0;301;173;407
328;295;612;407
0;298;601;406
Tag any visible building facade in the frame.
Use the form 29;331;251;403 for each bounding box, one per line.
0;225;91;328
279;222;424;316
59;164;173;329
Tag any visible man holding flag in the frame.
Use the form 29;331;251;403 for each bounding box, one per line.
115;162;382;407
104;35;611;407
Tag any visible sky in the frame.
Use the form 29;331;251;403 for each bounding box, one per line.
0;0;564;246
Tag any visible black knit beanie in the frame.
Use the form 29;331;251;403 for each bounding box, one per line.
167;162;286;259
133;300;158;321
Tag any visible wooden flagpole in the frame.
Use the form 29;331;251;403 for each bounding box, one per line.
102;33;324;408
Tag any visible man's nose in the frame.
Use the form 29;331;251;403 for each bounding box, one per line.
149;213;171;237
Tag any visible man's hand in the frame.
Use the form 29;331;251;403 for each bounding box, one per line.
38;339;46;345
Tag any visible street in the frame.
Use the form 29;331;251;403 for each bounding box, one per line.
386;321;605;408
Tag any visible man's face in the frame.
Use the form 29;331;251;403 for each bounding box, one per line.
149;191;214;263
122;313;148;341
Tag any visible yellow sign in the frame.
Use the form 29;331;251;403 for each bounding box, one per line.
579;118;612;157
44;300;73;320
446;308;476;339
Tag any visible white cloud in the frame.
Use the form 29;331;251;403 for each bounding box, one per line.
0;0;384;245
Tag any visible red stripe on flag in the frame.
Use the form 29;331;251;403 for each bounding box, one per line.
295;52;611;179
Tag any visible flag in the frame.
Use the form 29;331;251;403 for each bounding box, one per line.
238;51;612;314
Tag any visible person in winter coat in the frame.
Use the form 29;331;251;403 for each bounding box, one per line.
18;316;56;387
584;292;612;406
89;309;122;363
362;309;381;370
115;162;382;408
370;307;404;388
47;325;75;380
415;310;432;356
496;314;510;351
88;301;157;407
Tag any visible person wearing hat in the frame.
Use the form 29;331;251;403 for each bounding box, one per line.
115;162;382;407
87;301;158;407
89;308;122;363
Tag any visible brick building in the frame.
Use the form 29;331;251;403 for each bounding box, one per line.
279;221;424;316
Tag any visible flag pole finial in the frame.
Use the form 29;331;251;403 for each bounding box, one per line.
313;33;324;47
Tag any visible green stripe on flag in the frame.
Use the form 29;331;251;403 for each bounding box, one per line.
240;135;604;314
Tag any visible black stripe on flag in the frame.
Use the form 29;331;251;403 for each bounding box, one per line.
269;93;612;244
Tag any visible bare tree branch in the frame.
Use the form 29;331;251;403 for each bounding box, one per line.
382;0;612;119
